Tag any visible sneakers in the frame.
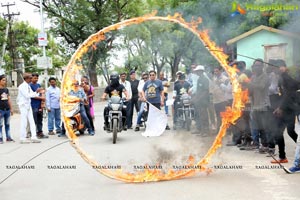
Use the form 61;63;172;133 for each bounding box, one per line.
6;138;15;142
165;125;170;130
37;132;49;139
88;131;95;136
48;131;55;135
20;139;31;144
237;142;248;148
271;158;288;164
239;145;259;151
200;133;208;137
257;146;268;154
266;148;276;157
123;125;127;131
31;139;41;143
191;130;200;134
226;142;238;146
58;133;66;137
134;126;140;131
289;166;300;173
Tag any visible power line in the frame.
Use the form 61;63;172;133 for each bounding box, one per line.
1;2;20;19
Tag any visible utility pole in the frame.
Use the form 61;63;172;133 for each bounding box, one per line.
1;2;20;86
38;0;48;88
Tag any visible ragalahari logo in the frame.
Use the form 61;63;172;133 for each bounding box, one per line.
231;2;247;17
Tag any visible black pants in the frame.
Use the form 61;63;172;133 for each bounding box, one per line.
274;110;298;159
232;110;252;144
32;107;43;133
129;97;139;128
124;101;132;127
252;109;274;147
84;104;94;131
282;110;298;142
194;103;209;132
214;101;227;131
61;122;66;135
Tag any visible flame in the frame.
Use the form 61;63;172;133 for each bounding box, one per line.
61;12;248;183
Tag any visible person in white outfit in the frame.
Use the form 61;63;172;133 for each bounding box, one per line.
17;73;42;144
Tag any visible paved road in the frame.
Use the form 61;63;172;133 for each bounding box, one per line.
0;102;300;200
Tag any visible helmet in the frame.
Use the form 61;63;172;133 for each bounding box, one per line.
110;71;119;81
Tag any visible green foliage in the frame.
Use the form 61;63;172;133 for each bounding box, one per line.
20;0;297;83
23;0;146;86
118;19;219;80
0;16;69;80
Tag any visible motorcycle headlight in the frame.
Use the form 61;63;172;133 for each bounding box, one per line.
111;104;120;111
181;94;191;105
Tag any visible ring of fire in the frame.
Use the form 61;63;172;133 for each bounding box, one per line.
61;12;248;183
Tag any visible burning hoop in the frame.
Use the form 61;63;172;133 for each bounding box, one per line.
61;11;248;183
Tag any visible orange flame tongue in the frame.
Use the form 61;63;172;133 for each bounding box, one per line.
61;12;248;183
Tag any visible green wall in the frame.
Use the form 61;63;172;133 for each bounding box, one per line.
236;30;294;68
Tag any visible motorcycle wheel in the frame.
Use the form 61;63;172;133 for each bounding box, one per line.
112;118;118;144
185;110;191;131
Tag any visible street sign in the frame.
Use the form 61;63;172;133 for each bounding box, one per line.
37;56;52;69
38;32;48;46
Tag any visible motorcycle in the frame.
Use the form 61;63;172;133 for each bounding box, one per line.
175;93;194;131
106;96;126;144
64;102;85;136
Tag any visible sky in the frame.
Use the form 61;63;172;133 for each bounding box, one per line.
0;0;41;29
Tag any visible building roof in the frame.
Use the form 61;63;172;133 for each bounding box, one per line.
226;25;300;45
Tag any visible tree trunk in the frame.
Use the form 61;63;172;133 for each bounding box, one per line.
171;55;181;81
88;63;98;87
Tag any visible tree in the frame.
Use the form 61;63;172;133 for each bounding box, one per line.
0;17;69;86
119;19;218;80
0;19;41;85
22;0;297;84
22;0;146;86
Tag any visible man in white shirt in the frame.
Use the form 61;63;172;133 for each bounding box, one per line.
135;72;149;131
17;73;42;144
119;72;132;129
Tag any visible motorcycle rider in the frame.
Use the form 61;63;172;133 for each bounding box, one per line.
68;80;95;136
101;72;129;131
173;73;192;130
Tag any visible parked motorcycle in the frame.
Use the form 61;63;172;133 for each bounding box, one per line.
175;93;194;131
106;96;126;144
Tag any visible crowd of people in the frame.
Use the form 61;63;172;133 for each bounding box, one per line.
0;58;300;173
